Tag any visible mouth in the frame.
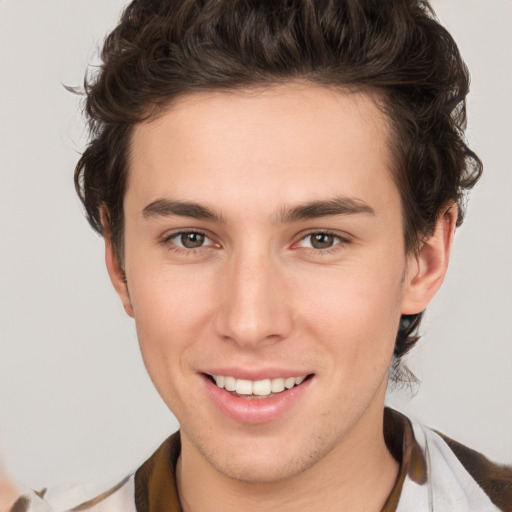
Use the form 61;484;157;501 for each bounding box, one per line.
202;371;315;424
204;373;313;399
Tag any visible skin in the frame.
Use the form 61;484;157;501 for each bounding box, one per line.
0;466;19;511
106;83;456;511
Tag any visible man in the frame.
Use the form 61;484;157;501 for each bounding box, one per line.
8;0;512;511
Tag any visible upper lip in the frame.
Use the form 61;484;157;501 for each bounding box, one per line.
201;368;313;381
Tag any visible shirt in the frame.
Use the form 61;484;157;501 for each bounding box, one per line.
10;408;512;512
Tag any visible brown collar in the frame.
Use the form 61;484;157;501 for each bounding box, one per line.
381;408;427;512
134;431;183;512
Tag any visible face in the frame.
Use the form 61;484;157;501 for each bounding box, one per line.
110;84;432;483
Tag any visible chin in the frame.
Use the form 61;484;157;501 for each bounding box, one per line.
201;430;338;484
214;455;309;484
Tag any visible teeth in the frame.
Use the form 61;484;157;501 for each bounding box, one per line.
224;376;236;391
235;379;253;395
253;379;272;396
271;378;285;393
212;375;308;396
284;377;295;389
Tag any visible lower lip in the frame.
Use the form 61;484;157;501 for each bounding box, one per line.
203;375;313;424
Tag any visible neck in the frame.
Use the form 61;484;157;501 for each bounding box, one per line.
176;404;399;512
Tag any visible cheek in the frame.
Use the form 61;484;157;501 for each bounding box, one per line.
127;265;216;386
128;246;216;322
295;254;404;363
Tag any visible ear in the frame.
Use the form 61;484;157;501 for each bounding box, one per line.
102;212;134;318
401;204;458;315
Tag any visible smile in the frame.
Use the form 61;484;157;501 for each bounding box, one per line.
204;372;314;423
211;375;308;397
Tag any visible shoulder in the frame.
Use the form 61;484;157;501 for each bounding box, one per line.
9;475;136;512
435;430;512;512
8;432;182;512
406;414;512;512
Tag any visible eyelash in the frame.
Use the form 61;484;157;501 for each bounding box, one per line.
160;230;351;254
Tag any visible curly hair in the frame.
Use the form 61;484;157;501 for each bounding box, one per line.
74;0;482;373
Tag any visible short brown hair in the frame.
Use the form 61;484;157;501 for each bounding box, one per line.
74;0;482;373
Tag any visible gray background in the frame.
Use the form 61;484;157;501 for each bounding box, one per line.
0;0;511;489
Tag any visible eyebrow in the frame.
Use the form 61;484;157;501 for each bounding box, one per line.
277;196;375;223
141;196;374;223
142;198;226;223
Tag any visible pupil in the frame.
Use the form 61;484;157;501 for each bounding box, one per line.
312;233;333;249
182;232;205;248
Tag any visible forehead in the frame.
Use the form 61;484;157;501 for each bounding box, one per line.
126;84;397;219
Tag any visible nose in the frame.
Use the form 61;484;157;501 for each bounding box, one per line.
214;249;293;348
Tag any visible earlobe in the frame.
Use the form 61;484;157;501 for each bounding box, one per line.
102;215;134;318
401;204;458;315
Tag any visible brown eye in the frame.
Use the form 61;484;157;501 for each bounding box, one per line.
310;233;336;249
180;232;205;248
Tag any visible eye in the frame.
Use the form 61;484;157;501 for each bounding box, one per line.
166;231;214;250
298;232;345;250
